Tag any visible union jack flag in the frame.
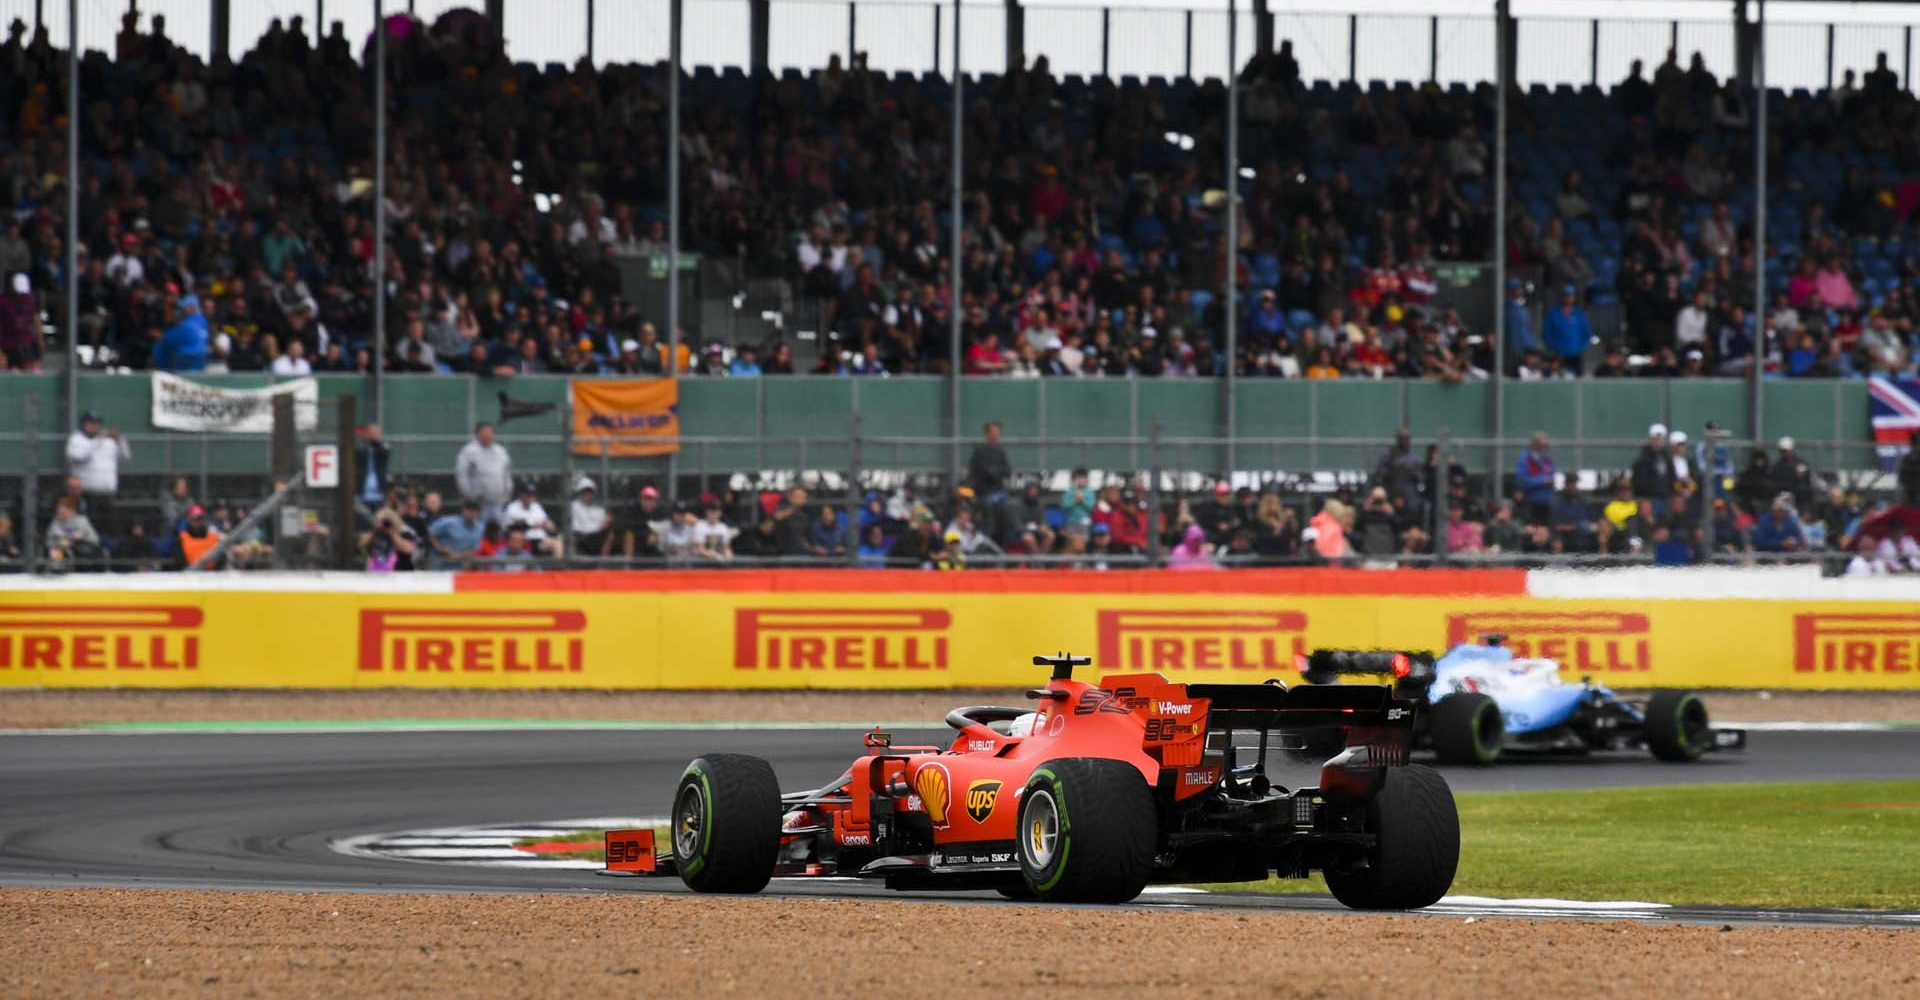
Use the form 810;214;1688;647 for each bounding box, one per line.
1870;376;1920;466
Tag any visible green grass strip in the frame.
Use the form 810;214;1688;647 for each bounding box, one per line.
1212;779;1920;910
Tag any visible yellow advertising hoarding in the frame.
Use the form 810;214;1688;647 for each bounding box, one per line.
0;575;1916;690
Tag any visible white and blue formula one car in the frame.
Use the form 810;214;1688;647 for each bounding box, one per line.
1299;638;1747;766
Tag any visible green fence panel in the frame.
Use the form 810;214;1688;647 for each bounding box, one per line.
855;377;947;472
1041;379;1137;471
377;376;474;439
0;375;1894;482
1775;380;1871;473
1313;380;1405;471
763;378;853;471
1233;380;1315;472
1663;378;1750;443
0;374;60;434
1578;380;1664;472
959;378;1041;474
1136;379;1222;473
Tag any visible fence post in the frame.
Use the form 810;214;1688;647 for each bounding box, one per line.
1430;15;1439;83
1826;22;1835;89
846;409;863;567
1145;420;1163;567
1348;13;1358;82
1102;7;1111;78
1432;428;1451;565
333;395;358;570
1589;19;1600;88
22;394;39;574
561;395;576;569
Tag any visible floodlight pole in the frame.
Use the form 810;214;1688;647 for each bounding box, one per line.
948;0;965;485
65;0;78;428
668;0;683;370
1490;0;1510;505
373;0;387;421
1751;0;1767;445
1224;0;1239;477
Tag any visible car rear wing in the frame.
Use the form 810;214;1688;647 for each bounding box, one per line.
1185;681;1416;734
1296;648;1435;687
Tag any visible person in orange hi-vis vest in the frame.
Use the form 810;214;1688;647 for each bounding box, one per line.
175;503;224;570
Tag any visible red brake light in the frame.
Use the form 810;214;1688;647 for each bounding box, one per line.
1391;654;1411;679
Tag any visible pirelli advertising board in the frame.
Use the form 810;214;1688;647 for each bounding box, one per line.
1;569;1917;690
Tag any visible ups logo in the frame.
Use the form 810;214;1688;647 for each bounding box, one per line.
965;779;1003;823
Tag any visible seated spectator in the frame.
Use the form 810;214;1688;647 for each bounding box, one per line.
492;523;536;571
733;516;781;559
1351;488;1399;557
1307;499;1353;562
1252;494;1301;560
1651;524;1693;565
428;499;487;568
362;507;418;572
503;479;560;556
660;504;698;562
1750;494;1808;553
173;503;222;570
46;496;103;567
889;510;955;569
1843;535;1888;576
693;497;735;562
856;525;891;568
1549;480;1596;551
1444;505;1484;554
619;485;670;559
807;505;849;559
1167;524;1216;569
1602;479;1638;530
570;478;612;557
0;514;23;567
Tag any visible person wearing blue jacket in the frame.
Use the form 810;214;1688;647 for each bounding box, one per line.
1503;279;1541;374
1514;432;1558;521
153;294;210;372
1750;494;1807;553
1540;284;1593;374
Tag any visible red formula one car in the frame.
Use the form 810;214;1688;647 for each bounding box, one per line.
656;654;1459;907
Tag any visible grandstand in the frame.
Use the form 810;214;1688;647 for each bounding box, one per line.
0;0;1917;575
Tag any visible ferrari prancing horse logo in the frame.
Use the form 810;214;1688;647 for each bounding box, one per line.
964;779;1003;823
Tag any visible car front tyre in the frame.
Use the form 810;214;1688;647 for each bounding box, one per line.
1645;690;1711;762
673;753;782;893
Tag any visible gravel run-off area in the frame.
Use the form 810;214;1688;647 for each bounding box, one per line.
1;688;1915;728
3;889;1917;1000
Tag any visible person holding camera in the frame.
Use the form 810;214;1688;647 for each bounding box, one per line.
67;411;129;535
362;507;418;572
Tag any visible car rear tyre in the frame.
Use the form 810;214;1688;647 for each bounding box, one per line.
673;754;782;893
1324;764;1460;910
1016;758;1156;903
1645;690;1710;762
1429;692;1503;766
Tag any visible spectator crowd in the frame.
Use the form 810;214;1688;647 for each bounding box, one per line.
4;13;1920;382
25;410;1920;573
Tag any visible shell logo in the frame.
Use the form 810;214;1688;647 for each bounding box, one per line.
914;763;952;828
